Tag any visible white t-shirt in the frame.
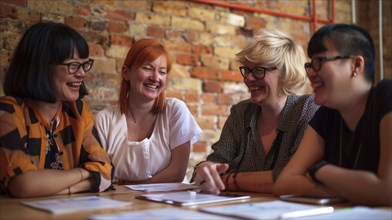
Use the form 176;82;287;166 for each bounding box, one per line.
95;98;202;181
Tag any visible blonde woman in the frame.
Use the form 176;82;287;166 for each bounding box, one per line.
191;29;319;194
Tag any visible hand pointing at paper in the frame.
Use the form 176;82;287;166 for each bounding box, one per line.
192;161;229;195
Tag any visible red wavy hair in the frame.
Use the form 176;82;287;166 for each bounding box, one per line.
118;39;172;114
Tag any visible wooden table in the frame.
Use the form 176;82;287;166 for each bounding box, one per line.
0;185;286;220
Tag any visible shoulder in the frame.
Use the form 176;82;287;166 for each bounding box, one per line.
0;96;24;113
165;97;188;112
370;80;392;116
62;99;92;118
289;93;315;106
377;79;392;88
95;105;120;120
166;97;185;106
231;99;259;117
230;99;256;113
375;80;392;95
287;94;318;113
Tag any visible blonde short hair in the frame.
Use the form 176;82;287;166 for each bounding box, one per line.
236;28;307;95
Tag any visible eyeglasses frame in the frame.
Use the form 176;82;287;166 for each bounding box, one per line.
58;58;94;74
304;55;354;73
239;66;277;79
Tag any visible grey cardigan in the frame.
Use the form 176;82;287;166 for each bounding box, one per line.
206;94;319;181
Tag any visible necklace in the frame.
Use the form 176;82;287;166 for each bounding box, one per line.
129;109;136;123
339;119;362;169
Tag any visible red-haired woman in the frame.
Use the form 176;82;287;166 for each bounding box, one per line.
95;39;201;185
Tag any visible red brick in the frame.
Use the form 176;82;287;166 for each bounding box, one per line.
65;16;88;29
1;0;26;7
0;4;17;19
75;5;91;16
191;66;219;80
192;142;207;153
202;105;228;116
184;91;200;103
166;91;182;99
221;69;243;82
110;35;133;47
196;117;215;130
104;10;134;21
147;26;165;38
108;22;128;33
165;29;182;41
79;30;108;45
203;81;222;93
88;43;104;57
90;21;106;32
184;31;199;43
217;94;233;105
245;15;266;30
193;44;212;56
176;53;199;66
202;93;216;104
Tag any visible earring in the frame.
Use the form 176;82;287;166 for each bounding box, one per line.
353;72;357;77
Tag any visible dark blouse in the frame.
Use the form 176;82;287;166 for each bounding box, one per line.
207;94;319;181
310;80;392;172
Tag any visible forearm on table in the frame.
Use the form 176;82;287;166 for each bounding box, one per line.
317;165;391;206
8;168;92;198
229;171;274;193
274;172;338;197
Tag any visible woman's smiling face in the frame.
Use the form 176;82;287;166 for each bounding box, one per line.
128;55;168;101
51;49;90;102
243;62;281;106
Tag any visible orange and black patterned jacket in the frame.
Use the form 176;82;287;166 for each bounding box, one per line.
0;96;112;194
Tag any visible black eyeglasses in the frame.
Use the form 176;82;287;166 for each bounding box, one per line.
59;59;94;74
239;66;277;79
304;55;354;73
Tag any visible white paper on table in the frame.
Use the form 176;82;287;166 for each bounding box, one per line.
126;182;198;192
89;207;236;220
22;196;131;214
295;206;392;219
200;200;334;220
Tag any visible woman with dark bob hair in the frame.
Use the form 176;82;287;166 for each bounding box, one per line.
274;23;392;206
0;21;112;198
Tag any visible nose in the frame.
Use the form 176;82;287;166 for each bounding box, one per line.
149;70;160;81
245;72;257;81
74;66;87;77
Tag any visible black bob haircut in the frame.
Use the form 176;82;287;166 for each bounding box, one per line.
3;21;89;103
307;23;375;83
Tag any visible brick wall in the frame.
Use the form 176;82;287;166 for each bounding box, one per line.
357;0;392;81
0;0;353;180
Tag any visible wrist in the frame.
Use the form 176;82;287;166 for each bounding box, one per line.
308;160;328;184
225;170;235;191
190;161;207;183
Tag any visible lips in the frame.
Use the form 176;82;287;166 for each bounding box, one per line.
311;81;324;93
66;82;82;87
144;83;159;89
248;85;266;91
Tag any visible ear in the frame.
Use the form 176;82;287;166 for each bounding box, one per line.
122;65;130;81
352;56;365;76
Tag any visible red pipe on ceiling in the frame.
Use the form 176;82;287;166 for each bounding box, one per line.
193;0;335;33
